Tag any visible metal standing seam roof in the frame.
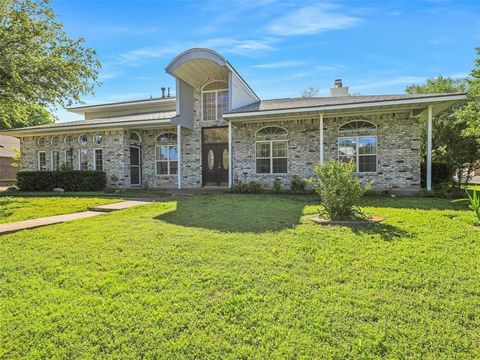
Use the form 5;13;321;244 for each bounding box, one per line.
225;93;467;114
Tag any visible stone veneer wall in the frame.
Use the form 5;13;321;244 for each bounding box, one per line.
179;87;230;188
20;130;127;188
18;107;421;190
124;127;177;188
232;110;421;190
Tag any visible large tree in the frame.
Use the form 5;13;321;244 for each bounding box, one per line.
406;76;480;186
0;0;100;129
458;47;480;139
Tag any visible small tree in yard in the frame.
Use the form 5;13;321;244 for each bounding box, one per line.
307;161;370;220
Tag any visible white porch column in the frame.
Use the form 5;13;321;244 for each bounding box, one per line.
177;124;182;189
228;121;232;188
426;105;433;191
319;113;324;165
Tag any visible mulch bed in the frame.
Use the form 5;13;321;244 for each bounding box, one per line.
305;215;384;227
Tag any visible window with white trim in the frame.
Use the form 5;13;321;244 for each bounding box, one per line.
202;81;228;121
51;150;60;171
256;140;288;174
93;133;103;145
65;148;74;169
51;136;60;146
64;135;73;146
156;132;178;175
37;137;46;147
79;149;88;170
79;134;88;146
129;132;141;142
338;136;377;172
94;149;103;171
38;151;47;171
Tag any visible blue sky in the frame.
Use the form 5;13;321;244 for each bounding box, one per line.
51;0;480;122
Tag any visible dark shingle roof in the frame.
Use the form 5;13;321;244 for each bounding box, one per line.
227;93;465;114
8;111;177;131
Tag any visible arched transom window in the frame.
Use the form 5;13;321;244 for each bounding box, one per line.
202;80;228;121
129;131;141;142
338;120;376;133
156;132;177;143
255;126;288;174
156;132;178;175
255;126;288;138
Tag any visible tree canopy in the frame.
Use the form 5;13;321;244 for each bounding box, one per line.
406;75;479;186
457;47;480;139
0;0;101;129
301;87;319;98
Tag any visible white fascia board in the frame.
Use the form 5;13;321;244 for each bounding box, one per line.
0;119;174;137
68;98;176;114
223;94;467;119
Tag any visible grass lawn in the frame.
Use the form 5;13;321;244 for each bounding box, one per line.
0;197;120;224
0;195;479;358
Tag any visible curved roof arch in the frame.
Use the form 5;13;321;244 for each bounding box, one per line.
165;48;228;74
165;48;259;102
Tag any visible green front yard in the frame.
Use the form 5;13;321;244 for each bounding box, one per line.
0;195;479;358
0;197;119;223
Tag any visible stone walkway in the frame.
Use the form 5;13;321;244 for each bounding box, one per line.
0;200;150;235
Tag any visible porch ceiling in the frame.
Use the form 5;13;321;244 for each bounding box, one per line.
166;48;229;88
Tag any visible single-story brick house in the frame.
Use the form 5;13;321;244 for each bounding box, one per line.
0;135;20;185
0;48;466;191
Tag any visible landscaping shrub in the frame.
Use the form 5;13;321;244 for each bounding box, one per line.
230;181;264;194
16;171;107;191
290;176;307;194
272;179;282;194
454;190;480;225
420;162;453;188
307;161;370;220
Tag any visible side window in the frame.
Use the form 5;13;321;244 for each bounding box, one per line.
155;132;178;175
255;126;289;174
38;151;47;171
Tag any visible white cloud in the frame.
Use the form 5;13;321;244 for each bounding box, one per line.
253;61;304;69
267;3;359;36
115;37;277;66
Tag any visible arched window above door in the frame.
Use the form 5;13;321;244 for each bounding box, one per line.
202;80;228;121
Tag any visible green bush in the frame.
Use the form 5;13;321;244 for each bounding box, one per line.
16;171;107;191
307;161;370;220
454;190;480;225
420;162;453;188
230;181;264;194
272;179;282;194
290;176;307;194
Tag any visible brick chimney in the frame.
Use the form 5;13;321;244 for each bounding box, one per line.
329;79;348;97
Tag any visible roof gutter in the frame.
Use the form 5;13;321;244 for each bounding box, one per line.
68;97;176;114
0;119;174;137
224;94;467;119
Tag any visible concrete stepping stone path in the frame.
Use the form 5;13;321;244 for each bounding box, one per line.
0;200;150;235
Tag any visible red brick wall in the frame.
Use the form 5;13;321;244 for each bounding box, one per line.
0;157;18;181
